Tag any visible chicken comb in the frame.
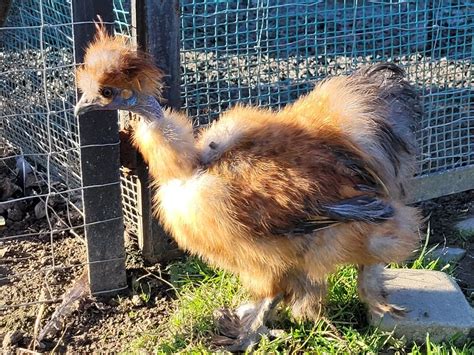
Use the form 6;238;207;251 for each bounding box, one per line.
76;16;163;98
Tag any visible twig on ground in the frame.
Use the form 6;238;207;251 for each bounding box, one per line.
16;348;42;355
31;286;51;350
50;324;69;354
139;267;179;295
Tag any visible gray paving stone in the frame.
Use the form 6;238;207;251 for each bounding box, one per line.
456;217;474;238
369;269;474;344
429;247;467;264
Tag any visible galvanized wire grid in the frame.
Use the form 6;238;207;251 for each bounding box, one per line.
0;0;85;316
180;0;473;176
111;0;142;236
0;0;129;315
0;0;80;186
2;0;471;315
120;168;141;234
113;0;131;37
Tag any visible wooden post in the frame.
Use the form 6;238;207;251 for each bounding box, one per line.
127;0;182;264
72;0;127;294
406;166;474;204
132;0;181;108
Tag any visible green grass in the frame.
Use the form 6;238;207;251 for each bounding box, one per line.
129;228;473;354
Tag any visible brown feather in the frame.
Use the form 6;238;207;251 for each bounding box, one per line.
132;102;420;305
76;19;163;98
78;28;422;321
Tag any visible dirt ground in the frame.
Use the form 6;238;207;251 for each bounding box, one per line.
1;149;472;353
416;190;474;299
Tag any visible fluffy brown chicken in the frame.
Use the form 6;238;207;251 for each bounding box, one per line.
75;23;422;350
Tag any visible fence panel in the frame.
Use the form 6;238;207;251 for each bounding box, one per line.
0;0;127;321
179;0;473;202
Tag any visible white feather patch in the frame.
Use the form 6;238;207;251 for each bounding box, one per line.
199;117;246;164
158;174;221;223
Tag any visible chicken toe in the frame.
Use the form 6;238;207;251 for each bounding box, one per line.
212;295;283;352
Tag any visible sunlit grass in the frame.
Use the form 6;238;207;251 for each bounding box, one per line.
129;228;472;354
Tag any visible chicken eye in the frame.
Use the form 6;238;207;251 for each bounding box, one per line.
100;87;114;99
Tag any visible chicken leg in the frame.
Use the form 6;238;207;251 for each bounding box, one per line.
213;294;283;352
358;264;406;317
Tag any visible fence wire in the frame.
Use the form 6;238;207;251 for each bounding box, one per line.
0;0;472;325
0;0;128;320
180;0;473;176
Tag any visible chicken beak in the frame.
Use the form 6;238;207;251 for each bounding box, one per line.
74;94;102;116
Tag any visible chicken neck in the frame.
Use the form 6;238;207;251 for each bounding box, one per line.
131;95;199;184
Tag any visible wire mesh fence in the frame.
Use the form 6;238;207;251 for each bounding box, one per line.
0;0;84;319
180;0;473;177
0;0;472;335
0;1;80;186
0;0;127;325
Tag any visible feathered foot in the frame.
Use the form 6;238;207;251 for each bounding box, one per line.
212;295;284;352
358;264;407;318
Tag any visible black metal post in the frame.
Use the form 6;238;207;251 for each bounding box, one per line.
72;0;127;294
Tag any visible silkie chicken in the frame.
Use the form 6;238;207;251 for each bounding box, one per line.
75;23;421;351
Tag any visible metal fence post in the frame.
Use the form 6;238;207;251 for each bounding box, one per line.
127;0;182;264
72;0;127;294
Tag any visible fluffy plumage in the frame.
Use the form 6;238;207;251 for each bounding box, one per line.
134;65;421;319
75;28;422;350
76;19;163;100
146;86;421;302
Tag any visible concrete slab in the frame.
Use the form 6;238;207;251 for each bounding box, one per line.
456;217;474;238
369;269;474;344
